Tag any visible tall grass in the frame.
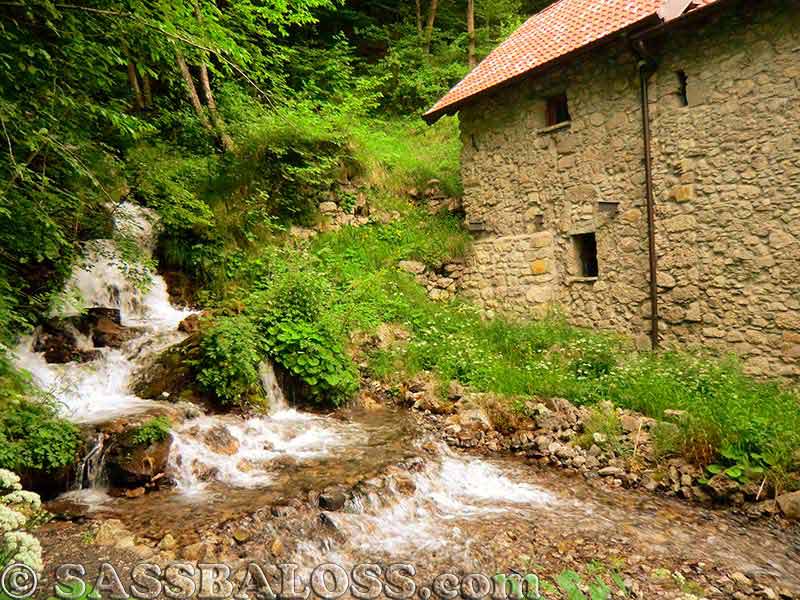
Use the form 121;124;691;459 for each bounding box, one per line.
308;214;800;477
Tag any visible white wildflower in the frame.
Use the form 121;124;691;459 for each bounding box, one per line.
0;504;27;533
2;531;43;572
0;469;22;492
2;491;42;511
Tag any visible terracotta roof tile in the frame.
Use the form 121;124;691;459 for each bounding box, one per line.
424;0;722;122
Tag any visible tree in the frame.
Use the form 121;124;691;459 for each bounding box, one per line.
424;0;440;53
467;0;477;68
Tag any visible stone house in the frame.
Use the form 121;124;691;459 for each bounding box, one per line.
424;0;800;377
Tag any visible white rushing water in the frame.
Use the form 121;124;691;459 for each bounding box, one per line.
14;201;557;558
13;202;193;424
316;447;553;557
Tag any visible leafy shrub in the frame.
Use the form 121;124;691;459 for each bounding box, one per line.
195;315;265;407
130;417;171;447
0;402;81;473
250;270;359;406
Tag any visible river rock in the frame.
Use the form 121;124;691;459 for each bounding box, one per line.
598;466;626;477
87;308;138;348
203;425;240;455
776;490;800;520
158;534;177;551
33;320;100;363
178;314;201;334
319;511;344;531
232;528;252;544
705;474;740;501
181;541;210;561
107;435;172;487
94;519;131;546
319;487;347;511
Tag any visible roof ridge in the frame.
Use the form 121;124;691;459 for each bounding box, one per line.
424;0;725;123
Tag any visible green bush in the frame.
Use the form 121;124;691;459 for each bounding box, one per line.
0;401;81;473
129;417;171;447
250;270;359;406
195;315;265;407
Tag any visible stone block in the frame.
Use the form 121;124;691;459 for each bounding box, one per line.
670;184;695;202
531;258;550;275
525;285;552;304
657;271;677;289
621;209;641;224
530;231;553;248
663;215;697;233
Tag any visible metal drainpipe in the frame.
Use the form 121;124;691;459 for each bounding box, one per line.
636;41;660;350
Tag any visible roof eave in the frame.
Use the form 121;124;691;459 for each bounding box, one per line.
422;13;662;125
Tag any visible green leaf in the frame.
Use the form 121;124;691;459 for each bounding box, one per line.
724;466;743;479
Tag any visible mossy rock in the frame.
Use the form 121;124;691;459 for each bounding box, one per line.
130;335;209;406
105;422;173;487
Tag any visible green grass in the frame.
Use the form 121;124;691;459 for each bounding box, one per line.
297;210;800;483
347;116;463;197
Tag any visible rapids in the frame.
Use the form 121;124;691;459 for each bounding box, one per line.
14;202;800;597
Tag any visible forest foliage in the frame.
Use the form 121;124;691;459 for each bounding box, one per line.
0;0;537;472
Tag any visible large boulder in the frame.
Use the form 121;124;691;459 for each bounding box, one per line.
178;314;201;334
130;336;210;406
105;421;173;487
33;320;99;363
776;491;800;520
86;308;139;348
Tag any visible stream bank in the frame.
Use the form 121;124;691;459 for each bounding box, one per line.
9;202;800;600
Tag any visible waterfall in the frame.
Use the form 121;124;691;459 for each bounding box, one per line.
74;433;107;490
259;361;288;413
13;202;193;424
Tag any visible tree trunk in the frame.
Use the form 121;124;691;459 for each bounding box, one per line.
467;0;477;68
192;4;234;152
198;63;235;152
142;71;153;108
416;0;423;34
126;62;144;110
122;42;145;111
424;0;439;53
175;47;212;130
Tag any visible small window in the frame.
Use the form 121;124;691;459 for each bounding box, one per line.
676;70;689;107
533;214;544;231
546;94;571;126
572;232;598;278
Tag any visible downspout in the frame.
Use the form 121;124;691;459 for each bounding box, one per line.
634;40;660;350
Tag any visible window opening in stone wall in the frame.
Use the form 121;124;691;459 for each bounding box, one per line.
572;232;598;278
676;70;689;107
546;94;571;126
533;214;544;231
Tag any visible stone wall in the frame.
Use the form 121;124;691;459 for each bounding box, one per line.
457;0;800;375
460;232;555;317
648;3;800;377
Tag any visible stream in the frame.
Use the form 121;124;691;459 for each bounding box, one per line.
13;204;800;599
